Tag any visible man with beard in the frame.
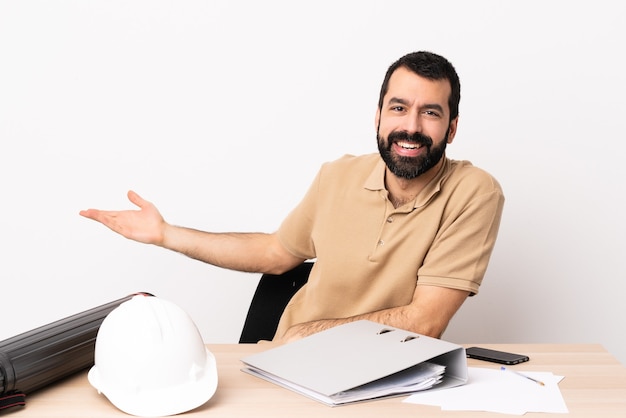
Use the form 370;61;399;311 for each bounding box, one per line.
80;51;504;344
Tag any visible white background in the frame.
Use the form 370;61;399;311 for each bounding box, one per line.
1;1;625;365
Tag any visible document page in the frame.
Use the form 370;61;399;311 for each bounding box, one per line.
244;361;445;406
330;362;445;403
404;367;568;414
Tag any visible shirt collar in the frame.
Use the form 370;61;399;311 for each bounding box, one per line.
364;158;387;191
364;156;450;209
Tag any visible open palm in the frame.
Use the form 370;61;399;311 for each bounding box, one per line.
79;190;166;245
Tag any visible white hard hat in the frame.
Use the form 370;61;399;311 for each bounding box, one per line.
88;294;218;417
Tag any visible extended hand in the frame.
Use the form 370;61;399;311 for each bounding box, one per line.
79;190;166;245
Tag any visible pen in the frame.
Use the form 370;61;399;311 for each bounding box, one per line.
500;366;545;386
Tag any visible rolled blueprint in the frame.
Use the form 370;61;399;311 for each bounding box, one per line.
0;292;153;410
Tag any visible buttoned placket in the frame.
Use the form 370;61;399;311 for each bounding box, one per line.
369;193;414;261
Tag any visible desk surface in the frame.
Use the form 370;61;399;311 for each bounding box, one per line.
12;344;626;417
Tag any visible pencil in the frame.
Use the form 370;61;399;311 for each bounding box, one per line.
500;366;545;386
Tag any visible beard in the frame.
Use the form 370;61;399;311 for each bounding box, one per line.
377;129;448;180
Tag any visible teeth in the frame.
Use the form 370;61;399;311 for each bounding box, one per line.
398;141;420;149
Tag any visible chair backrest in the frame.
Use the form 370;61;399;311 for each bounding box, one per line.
239;262;313;343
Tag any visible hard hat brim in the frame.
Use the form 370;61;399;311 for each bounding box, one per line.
88;348;218;417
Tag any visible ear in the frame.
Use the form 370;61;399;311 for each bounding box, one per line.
447;117;459;144
375;107;381;131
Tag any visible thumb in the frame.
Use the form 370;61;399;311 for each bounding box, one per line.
127;190;149;208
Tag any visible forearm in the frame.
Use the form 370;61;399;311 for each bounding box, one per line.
278;286;469;343
160;224;301;274
279;306;434;344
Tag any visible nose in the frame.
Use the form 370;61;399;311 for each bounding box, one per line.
401;110;422;134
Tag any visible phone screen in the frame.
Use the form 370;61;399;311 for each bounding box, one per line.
466;347;529;365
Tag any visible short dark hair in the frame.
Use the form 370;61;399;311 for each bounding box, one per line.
377;51;461;122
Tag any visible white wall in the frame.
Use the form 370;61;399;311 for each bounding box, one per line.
2;1;625;365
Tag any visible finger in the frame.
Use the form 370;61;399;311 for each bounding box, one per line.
79;209;100;220
127;190;149;209
79;208;113;224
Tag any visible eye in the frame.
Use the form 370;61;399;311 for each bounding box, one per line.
423;109;441;118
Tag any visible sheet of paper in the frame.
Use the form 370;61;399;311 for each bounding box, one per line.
331;362;445;403
404;367;568;415
244;361;447;406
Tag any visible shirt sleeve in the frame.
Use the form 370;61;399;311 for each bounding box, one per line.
417;172;505;296
276;168;322;260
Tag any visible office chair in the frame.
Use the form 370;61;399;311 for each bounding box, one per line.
239;262;313;343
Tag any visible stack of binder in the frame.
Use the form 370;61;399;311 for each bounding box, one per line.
241;320;468;406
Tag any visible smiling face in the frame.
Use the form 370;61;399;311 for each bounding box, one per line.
376;66;458;180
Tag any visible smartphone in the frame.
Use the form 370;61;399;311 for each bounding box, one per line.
465;347;529;365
